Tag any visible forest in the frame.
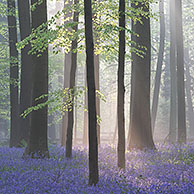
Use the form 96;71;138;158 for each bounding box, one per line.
0;0;194;193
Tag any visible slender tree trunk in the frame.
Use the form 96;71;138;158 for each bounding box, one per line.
127;62;134;148
83;71;88;145
185;48;194;137
94;54;100;145
74;73;78;145
128;1;155;150
66;0;79;158
169;0;177;143
117;0;125;169
113;113;118;144
61;53;71;147
7;0;19;148
74;97;78;145
175;0;186;143
151;0;165;132
48;113;56;141
61;0;72;147
17;0;32;145
25;0;49;158
93;0;100;146
84;0;99;185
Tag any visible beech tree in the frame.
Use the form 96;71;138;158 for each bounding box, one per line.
175;0;186;143
151;0;165;132
83;74;88;145
117;0;125;169
66;0;79;158
7;0;19;147
25;0;49;158
169;0;177;143
84;0;99;185
185;48;194;137
128;0;155;150
17;0;32;145
61;0;72;147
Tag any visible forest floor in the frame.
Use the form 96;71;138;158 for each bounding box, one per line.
0;143;194;193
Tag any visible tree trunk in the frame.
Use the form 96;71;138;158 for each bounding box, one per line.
169;0;177;143
117;0;125;169
128;1;155;150
61;53;71;147
74;95;78;145
7;0;19;148
127;59;134;148
17;0;32;145
84;0;99;185
66;0;79;158
185;48;194;137
151;0;165;132
175;0;186;143
93;0;100;146
25;0;49;158
61;0;72;147
94;54;100;145
83;71;88;145
113;113;118;145
48;113;56;142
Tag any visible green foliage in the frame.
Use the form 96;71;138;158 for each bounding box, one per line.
21;87;106;120
17;0;158;61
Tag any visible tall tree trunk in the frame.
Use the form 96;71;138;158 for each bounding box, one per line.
83;71;88;145
25;0;49;158
127;61;134;148
94;54;100;145
74;73;78;145
84;0;99;185
169;0;177;143
74;96;78;145
93;0;100;146
113;113;118;144
128;1;155;150
175;0;186;143
185;49;194;137
7;0;19;148
48;113;56;142
117;0;125;169
17;0;32;145
61;53;71;147
185;48;194;137
66;0;79;158
151;0;165;132
61;0;72;147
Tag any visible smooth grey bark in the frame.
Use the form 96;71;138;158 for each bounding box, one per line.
94;54;100;146
93;0;100;146
25;0;49;158
169;0;177;143
74;94;78;145
113;113;118;144
185;49;194;137
151;0;165;132
83;75;88;145
128;1;155;150
84;0;99;185
48;113;56;142
61;52;71;147
17;0;32;145
7;0;19;148
175;0;186;143
117;0;125;169
66;0;79;158
61;0;72;147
